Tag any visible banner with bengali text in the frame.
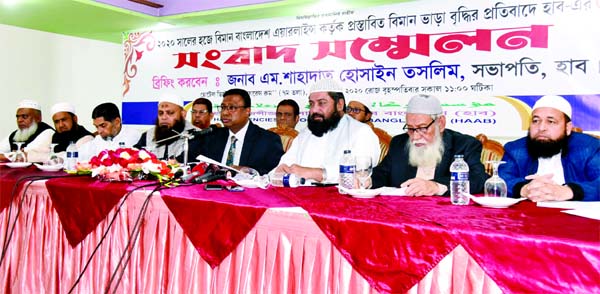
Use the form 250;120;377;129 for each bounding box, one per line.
122;0;600;139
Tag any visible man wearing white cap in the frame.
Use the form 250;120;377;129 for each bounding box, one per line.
370;94;487;196
273;79;380;182
499;95;600;201
0;99;54;162
50;102;93;153
78;102;141;161
346;100;392;163
134;94;196;160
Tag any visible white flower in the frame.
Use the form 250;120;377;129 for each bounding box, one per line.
119;151;131;160
138;150;151;160
141;161;161;174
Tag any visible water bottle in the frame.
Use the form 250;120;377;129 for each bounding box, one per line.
450;154;469;205
65;141;79;171
270;172;304;188
339;149;355;192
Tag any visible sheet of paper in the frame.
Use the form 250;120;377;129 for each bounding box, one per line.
561;208;600;220
196;154;241;174
537;201;600;210
379;187;408;196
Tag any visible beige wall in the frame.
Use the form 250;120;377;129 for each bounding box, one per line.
0;24;122;137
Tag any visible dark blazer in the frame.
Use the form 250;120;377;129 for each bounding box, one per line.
371;129;488;195
187;121;284;175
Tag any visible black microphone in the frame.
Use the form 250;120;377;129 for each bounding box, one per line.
180;171;200;182
188;127;213;137
191;169;226;184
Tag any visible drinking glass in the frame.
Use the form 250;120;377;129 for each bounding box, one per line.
46;143;64;166
484;161;507;197
13;142;27;163
354;156;373;190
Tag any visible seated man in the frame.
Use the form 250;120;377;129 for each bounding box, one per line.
347;100;392;162
0;99;54;162
135;95;196;160
499;95;600;201
190;97;221;130
79;102;141;161
274;79;380;182
50;102;94;154
371;94;487;196
268;99;300;152
187;88;284;175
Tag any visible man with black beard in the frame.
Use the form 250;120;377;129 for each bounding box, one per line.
274;79;380;183
0;100;54;162
50;102;93;155
500;95;600;201
134;95;195;160
369;94;487;196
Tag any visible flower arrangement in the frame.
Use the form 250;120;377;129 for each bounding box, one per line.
76;148;177;184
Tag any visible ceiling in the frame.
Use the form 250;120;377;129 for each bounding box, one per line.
0;0;410;44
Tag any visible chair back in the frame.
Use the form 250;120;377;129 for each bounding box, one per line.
475;134;505;175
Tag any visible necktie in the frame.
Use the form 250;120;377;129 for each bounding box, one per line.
226;136;237;166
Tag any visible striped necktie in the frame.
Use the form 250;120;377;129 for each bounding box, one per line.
225;136;237;166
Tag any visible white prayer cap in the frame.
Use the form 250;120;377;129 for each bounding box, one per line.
309;79;344;94
406;94;443;115
17;99;41;111
158;93;183;107
51;102;76;116
532;95;572;119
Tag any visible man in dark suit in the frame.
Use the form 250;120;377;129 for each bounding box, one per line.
187;88;284;175
371;94;487;196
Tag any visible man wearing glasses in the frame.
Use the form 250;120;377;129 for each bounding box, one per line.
370;94;487;196
347;100;392;163
187;88;283;175
190;97;221;130
0;99;54;162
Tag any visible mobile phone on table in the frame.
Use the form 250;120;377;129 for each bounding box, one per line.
204;184;223;191
225;185;245;192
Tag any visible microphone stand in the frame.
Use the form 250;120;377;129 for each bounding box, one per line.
154;129;194;177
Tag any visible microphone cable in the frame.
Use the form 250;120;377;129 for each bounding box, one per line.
67;181;161;294
104;184;164;294
0;173;89;266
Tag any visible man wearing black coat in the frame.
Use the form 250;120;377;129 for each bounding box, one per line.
187;88;283;175
371;94;487;196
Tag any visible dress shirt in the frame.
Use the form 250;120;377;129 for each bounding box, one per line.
79;125;142;161
221;120;249;166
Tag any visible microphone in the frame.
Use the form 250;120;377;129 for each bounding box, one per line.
187;127;213;137
191;168;227;183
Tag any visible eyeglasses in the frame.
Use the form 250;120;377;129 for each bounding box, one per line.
403;119;436;134
191;109;209;115
346;107;366;114
217;105;246;112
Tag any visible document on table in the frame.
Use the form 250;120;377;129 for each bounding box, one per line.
379;187;408;196
537;201;600;220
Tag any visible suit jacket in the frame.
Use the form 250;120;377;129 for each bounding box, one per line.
187;121;284;175
499;132;600;201
371;129;488;195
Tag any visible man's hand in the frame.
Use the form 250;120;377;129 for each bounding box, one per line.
275;164;325;181
0;154;8;162
400;178;441;196
520;174;574;202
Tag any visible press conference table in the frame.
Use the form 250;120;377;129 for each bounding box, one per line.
0;166;598;293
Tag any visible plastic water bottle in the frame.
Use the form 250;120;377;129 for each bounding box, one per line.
450;154;469;205
339;149;355;192
270;172;304;188
65;142;79;171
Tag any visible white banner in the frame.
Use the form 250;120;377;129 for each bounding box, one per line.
122;0;600;138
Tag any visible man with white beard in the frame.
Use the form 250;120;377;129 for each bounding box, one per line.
370;94;487;196
0;100;54;162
